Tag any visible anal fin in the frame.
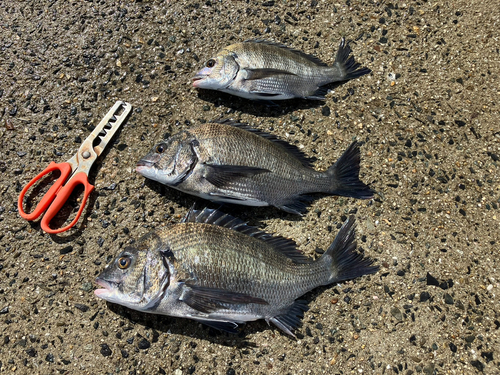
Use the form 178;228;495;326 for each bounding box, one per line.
278;195;315;215
305;85;329;100
267;299;309;337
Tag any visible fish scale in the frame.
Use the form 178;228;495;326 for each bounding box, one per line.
159;223;319;304
226;41;330;79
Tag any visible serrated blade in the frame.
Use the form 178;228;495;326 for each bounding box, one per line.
90;101;132;156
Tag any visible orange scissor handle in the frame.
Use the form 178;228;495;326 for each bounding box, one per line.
39;171;95;234
18;161;73;220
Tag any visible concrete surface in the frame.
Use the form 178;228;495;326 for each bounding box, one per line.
0;0;499;374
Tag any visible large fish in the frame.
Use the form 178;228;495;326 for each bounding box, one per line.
192;38;370;100
95;207;378;337
136;121;374;214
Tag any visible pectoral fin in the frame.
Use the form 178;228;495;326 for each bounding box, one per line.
180;284;269;314
244;68;297;81
204;164;270;189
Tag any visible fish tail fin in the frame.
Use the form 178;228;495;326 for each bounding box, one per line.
333;38;371;81
322;216;378;284
326;141;374;199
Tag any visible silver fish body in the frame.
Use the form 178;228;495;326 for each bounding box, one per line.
192;38;371;100
95;208;378;336
136;121;374;214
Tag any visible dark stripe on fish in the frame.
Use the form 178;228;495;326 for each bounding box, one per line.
171;140;200;186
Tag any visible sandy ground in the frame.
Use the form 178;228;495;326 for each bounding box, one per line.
1;0;499;374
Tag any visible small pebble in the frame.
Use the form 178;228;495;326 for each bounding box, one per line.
74;304;89;312
426;272;439;286
60;246;73;255
419;292;431;302
5;119;14;130
470;360;484;371
464;335;475;343
100;343;112;357
390;307;403;321
97;237;104;247
80;282;93;293
138;338;150;350
444;293;454;305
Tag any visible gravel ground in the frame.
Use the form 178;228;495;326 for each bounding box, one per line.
1;0;499;374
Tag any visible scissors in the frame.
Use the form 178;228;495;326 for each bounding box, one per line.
18;101;132;234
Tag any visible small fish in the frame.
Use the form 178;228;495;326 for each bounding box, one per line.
136;120;374;214
192;38;370;101
95;207;378;337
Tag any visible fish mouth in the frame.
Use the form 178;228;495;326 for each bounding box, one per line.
94;278;114;299
192;74;206;87
137;159;155;168
136;159;155;175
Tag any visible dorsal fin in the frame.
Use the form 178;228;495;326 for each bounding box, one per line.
182;207;312;263
211;119;315;168
243;39;328;67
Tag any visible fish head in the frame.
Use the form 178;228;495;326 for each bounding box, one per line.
136;131;198;186
192;52;239;90
94;233;170;311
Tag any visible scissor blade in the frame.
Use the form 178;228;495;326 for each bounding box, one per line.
90;101;132;156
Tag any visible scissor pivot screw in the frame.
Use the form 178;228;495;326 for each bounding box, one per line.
82;151;91;159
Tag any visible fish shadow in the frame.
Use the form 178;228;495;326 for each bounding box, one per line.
195;81;348;118
103;288;333;345
196;89;324;118
143;177;191;206
141;179;306;225
105;301;273;346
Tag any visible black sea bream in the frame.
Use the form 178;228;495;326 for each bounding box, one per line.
136;121;374;214
95;208;378;336
192;38;370;100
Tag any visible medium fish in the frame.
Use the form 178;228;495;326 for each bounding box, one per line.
192;38;370;100
136;120;374;214
95;207;378;337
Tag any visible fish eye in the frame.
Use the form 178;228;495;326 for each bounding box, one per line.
156;144;166;154
118;256;131;270
206;59;215;68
